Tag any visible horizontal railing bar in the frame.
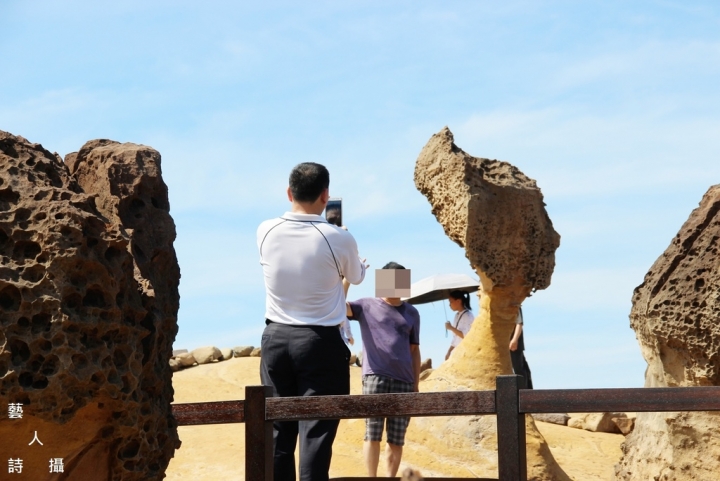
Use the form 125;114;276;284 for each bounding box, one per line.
330;478;497;480
266;391;496;421
172;400;245;426
520;386;720;413
170;386;720;426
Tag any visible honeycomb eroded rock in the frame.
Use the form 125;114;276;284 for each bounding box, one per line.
0;131;180;480
616;185;720;481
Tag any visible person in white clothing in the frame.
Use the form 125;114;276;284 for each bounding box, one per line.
444;290;475;360
340;318;355;345
257;162;367;481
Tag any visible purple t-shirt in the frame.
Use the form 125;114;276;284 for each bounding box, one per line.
348;298;420;384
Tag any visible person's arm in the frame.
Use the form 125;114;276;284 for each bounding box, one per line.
444;321;464;338
410;344;421;392
509;323;523;351
343;277;351;297
338;232;366;285
445;345;454;360
346;298;360;320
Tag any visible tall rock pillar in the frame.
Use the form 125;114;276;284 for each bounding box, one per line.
410;127;566;480
0;131;180;480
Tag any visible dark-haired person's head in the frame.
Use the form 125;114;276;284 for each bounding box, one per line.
449;290;471;311
375;262;410;299
326;208;341;227
288;162;330;203
382;261;405;270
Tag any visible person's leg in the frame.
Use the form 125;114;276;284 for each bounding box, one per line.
510;348;523;375
362;375;388;477
292;326;350;481
363;440;381;477
385;443;404;477
297;418;340;481
261;322;299;481
522;353;533;389
383;378;413;476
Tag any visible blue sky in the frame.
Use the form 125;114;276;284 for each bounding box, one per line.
2;1;719;388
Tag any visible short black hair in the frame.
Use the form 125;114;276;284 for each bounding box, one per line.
289;162;330;203
382;261;405;269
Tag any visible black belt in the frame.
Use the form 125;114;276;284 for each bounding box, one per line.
266;319;341;329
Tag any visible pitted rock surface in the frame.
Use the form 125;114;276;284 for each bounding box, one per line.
413;127;560;385
616;185;720;481
628;184;720;388
414;126;559;292
411;127;567;480
0;131;179;480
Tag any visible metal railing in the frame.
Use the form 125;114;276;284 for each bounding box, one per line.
171;375;720;481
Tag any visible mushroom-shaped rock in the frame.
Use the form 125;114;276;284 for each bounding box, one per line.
414;126;560;389
410;127;567;481
616;185;720;481
0;131;180;480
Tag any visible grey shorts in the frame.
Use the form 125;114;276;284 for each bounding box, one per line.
362;374;414;446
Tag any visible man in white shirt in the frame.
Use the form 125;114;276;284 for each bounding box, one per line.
257;162;366;481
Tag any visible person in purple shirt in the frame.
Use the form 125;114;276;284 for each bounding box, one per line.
345;262;421;478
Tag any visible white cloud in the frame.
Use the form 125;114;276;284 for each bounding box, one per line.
552;40;720;90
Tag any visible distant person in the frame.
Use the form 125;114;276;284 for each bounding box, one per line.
444;290;475;360
509;307;533;389
346;262;420;478
257;162;367;481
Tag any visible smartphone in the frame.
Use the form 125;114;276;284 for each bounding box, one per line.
325;198;342;227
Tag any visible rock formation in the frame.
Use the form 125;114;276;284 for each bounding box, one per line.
233;345;254;357
191;346;222;364
0;131;180;480
410;127;566;480
414;127;559;390
615;185;720;481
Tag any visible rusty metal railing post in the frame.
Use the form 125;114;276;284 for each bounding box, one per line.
496;375;527;481
245;385;273;481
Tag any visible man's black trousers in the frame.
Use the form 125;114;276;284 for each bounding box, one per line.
260;321;351;481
